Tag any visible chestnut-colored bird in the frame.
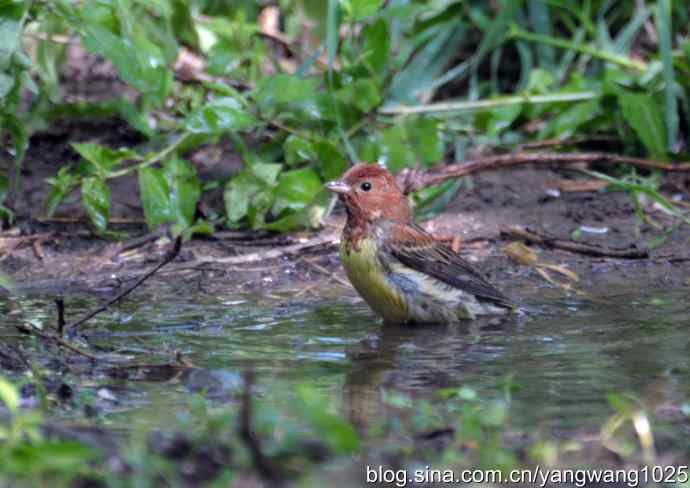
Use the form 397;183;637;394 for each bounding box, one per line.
326;163;515;324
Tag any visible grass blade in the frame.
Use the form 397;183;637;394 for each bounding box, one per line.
655;0;678;152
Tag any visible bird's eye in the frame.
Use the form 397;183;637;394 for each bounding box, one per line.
360;182;372;192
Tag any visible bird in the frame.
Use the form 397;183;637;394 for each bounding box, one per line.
325;163;516;324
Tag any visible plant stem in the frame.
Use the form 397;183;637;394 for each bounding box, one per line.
379;91;599;115
509;27;648;71
108;133;192;179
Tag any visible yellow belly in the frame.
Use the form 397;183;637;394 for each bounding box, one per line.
340;236;500;324
340;237;409;324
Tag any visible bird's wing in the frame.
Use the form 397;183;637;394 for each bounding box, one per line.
381;222;514;308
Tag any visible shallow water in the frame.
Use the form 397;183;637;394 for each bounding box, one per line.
1;281;689;447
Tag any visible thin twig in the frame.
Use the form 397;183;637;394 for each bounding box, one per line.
28;325;101;361
67;236;182;333
501;225;649;259
240;370;283;484
397;152;690;194
300;256;351;288
188;234;338;267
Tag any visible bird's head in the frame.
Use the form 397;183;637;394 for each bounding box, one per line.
325;163;412;224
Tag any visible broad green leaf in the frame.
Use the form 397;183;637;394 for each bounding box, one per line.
284;135;316;166
380;125;416;171
138;160;201;231
265;190;331;231
79;17;171;104
138;167;172;229
224;172;255;223
164;159;201;228
351;78;381;112
484;104;522;137
251;162;282;185
253;75;321;112
185;97;257;135
362;18;389;74
406;118;443;166
314;140;348;181
0;2;27;70
72;143;138;176
617;89;667;160
273;168;322;214
81;177;110;232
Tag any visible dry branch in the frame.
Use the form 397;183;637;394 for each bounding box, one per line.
67;236;182;333
187;233;338;267
501;225;649;259
397;152;690;194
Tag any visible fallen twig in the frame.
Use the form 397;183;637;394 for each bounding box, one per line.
188;233;338;267
27;324;101;361
66;236;182;333
240;370;283;484
501;225;649;259
397;152;690;194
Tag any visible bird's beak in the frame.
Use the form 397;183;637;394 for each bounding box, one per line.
325;180;351;194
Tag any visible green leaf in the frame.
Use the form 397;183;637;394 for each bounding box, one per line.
539;99;601;139
164;159;200;228
72;143;138;176
314;140;348;181
380;126;416;171
0;71;14;97
351;78;381;112
0;2;27;70
81;177;110;232
80;20;168;100
484;103;523;137
617;89;667;160
343;0;384;21
295;385;359;454
284;135;316;166
224;172;257;224
0;377;19;414
138;160;201;230
273;168;322;214
407;118;443;166
223;163;282;228
362;18;389;74
252;162;282;185
253;75;321;113
45;167;80;216
185;97;257;135
138;167;172;229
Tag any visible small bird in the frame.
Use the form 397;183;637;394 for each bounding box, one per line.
326;163;515;324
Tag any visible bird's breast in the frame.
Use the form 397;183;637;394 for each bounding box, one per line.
340;236;408;323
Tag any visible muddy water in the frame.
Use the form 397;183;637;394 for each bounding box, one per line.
1;282;689;445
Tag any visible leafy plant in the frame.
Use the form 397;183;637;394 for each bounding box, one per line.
0;0;686;236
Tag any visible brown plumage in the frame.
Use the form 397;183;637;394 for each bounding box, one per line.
326;163;515;323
